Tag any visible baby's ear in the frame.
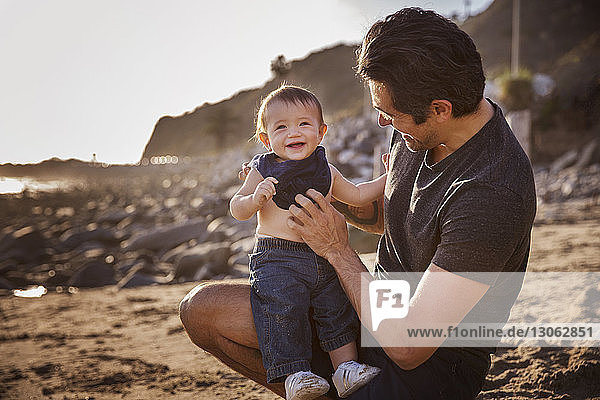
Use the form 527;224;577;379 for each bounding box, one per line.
319;124;328;141
258;132;271;150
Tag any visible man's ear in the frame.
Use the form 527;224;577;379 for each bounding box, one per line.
430;100;453;122
318;124;328;142
258;132;271;150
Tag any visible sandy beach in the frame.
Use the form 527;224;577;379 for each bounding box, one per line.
1;197;599;399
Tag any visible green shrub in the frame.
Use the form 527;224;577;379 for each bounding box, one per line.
497;69;534;111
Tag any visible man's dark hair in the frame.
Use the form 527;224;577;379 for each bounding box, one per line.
356;8;485;124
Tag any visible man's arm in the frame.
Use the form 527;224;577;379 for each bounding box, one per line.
329;153;388;234
331;197;384;234
287;189;489;370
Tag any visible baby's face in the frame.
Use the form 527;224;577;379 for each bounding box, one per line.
261;101;326;161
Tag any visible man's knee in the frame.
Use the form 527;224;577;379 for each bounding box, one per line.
179;282;217;344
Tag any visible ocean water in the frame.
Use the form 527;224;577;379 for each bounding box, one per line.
0;177;70;194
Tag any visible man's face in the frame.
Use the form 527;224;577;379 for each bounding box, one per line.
369;81;437;153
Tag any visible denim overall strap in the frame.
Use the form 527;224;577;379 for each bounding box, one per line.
249;146;331;210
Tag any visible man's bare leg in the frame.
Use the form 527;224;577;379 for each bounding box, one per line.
178;279;286;397
179;279;333;399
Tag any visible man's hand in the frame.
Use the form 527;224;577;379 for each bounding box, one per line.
252;177;278;209
287;189;350;261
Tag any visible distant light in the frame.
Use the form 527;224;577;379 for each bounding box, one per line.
14;285;47;298
150;155;179;165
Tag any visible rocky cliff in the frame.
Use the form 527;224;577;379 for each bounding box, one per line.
141;44;365;160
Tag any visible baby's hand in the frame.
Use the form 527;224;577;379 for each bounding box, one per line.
238;162;251;181
253;177;278;208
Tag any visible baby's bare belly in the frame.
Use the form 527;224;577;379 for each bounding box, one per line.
256;190;333;243
256;203;304;242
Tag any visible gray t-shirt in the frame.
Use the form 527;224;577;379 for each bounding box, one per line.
376;100;536;355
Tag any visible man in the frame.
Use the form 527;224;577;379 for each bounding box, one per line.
179;8;536;399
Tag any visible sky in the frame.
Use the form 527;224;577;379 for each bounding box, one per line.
0;0;493;165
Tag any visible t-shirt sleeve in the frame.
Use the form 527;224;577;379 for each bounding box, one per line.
432;182;530;280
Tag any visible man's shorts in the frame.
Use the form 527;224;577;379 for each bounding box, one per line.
309;323;491;400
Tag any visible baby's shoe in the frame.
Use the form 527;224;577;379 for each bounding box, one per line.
284;371;330;400
332;361;381;398
285;371;329;400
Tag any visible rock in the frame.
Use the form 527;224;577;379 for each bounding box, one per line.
230;236;255;254
574;138;599;169
117;260;142;275
0;276;15;290
337;149;358;165
229;264;250;279
122;217;208;253
116;215;136;230
351;131;375;154
60;226;120;250
551;149;578;173
191;265;213;281
207;262;231;276
116;271;172;289
223;222;255;242
206;217;230;242
160;242;192;264
228;253;248;267
46;220;73;239
174;242;232;280
54;207;75;218
202;194;229;218
561;178;576;197
68;261;117;288
0;226;49;264
97;208;134;225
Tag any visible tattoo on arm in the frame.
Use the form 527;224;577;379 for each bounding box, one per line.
332;197;384;234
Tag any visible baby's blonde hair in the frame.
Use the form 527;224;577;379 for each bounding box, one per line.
253;84;324;142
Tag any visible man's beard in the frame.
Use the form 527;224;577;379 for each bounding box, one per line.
401;133;430;152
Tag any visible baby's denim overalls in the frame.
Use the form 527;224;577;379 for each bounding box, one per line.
249;147;359;383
